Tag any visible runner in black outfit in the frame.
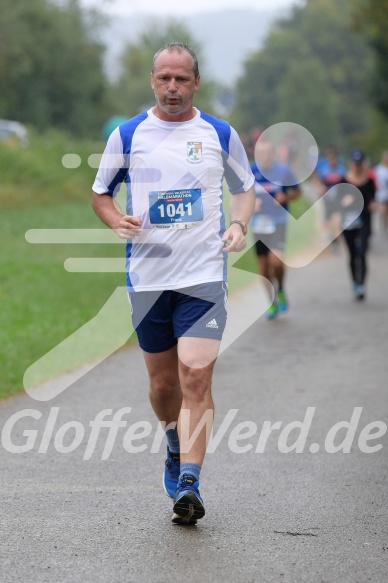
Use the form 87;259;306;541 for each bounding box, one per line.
313;146;346;252
340;150;376;300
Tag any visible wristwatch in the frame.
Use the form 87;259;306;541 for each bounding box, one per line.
230;220;248;236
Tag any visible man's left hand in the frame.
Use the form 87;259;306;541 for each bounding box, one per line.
222;224;247;252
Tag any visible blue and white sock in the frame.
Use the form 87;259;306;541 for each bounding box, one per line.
179;463;201;484
165;425;180;454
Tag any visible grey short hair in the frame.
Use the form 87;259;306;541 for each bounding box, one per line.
152;42;199;78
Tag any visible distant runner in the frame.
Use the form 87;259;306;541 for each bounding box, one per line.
339;149;376;300
251;139;300;319
313;146;346;252
374;151;388;233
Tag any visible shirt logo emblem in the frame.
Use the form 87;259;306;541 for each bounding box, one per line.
187;142;202;163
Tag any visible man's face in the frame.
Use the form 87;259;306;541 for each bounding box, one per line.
255;141;275;170
326;150;337;166
351;160;364;171
151;50;200;121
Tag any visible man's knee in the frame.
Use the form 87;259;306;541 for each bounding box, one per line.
149;372;180;399
179;364;214;401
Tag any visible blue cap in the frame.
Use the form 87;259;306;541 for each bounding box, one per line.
350;149;365;162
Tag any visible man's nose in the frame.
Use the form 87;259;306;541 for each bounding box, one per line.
167;79;178;92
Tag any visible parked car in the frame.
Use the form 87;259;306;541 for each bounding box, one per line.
0;119;29;147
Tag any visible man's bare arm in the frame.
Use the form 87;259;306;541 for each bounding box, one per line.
222;185;256;252
92;192;141;239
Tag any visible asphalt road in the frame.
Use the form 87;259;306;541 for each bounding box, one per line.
1;231;387;583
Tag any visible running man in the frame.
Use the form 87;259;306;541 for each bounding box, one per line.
91;43;255;524
251;139;300;319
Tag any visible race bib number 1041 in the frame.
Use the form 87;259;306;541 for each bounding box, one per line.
148;189;204;229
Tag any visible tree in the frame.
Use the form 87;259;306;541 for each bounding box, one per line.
352;0;388;119
112;20;216;118
230;0;374;149
275;57;340;147
0;0;111;137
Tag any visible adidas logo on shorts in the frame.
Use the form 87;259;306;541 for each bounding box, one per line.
206;318;218;329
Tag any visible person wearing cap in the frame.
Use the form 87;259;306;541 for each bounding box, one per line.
339;149;376;300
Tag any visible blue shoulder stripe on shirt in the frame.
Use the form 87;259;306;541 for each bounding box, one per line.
119;111;148;153
107;111;148;195
199;111;231;154
200;111;246;194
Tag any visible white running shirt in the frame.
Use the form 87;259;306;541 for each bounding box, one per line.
374;163;388;203
93;108;254;291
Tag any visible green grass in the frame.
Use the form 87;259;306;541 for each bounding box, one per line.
0;133;317;399
0;129;101;210
0;201;127;399
0;131;125;399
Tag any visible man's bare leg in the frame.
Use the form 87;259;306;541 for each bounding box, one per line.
270;250;285;291
256;255;274;298
177;337;219;465
142;338;219;460
142;346;182;500
143;338;220;521
163;336;220;523
143;346;182;427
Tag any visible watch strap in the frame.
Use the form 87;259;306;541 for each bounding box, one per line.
230;220;248;236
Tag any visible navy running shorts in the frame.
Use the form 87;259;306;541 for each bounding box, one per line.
128;281;228;353
254;223;287;256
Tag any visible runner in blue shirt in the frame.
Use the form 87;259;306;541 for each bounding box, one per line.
313;146;346;252
251;139;300;319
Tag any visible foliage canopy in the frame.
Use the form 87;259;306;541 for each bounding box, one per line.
230;0;374;150
0;0;110;137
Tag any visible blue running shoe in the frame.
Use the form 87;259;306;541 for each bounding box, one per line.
353;283;365;301
277;290;288;312
172;474;205;524
163;448;180;499
266;302;278;319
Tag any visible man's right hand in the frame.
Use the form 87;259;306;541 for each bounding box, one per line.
92;192;142;239
115;215;142;239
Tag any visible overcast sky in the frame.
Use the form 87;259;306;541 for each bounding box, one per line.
81;0;299;16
